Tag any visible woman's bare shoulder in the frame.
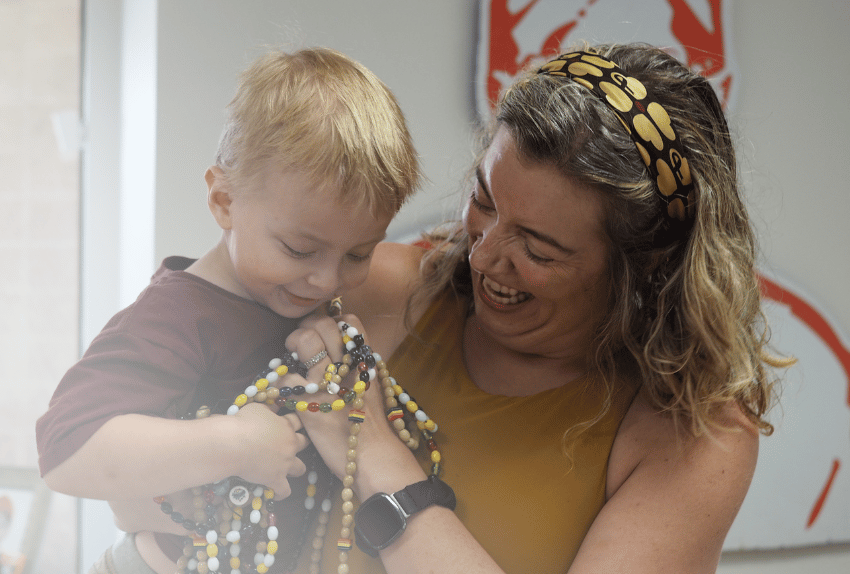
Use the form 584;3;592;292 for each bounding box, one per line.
572;392;759;573
608;391;759;500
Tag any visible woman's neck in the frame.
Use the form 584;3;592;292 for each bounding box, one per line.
462;316;591;397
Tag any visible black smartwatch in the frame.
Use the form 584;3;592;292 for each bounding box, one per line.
354;475;456;556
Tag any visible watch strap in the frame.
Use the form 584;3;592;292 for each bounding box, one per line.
354;475;456;556
393;475;457;516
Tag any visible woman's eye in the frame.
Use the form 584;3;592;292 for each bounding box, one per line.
522;243;554;264
469;190;494;213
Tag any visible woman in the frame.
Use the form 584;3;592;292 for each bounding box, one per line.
287;43;789;574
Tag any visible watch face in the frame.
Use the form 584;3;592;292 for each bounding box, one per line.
355;493;406;549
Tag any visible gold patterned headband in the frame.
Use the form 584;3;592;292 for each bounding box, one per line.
538;51;694;223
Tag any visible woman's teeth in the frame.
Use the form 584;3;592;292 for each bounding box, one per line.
482;276;531;305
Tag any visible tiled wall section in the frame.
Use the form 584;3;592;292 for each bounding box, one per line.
1;0;81;570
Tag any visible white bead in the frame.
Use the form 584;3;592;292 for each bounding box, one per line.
230;519;242;532
305;382;319;394
253;486;264;497
415;410;428;422
207;557;220;571
321;498;333;512
367;368;377;380
187;559;198;571
226;530;240;543
231;570;240;574
206;529;218;544
250;509;261;523
226;405;239;416
327;382;340;394
345;340;356;351
386;376;396;386
245;385;258;398
373;352;382;362
304;497;315;510
267;526;279;541
398;393;410;404
308;471;318;484
290;351;299;361
337;320;347;329
346;326;359;338
268;358;282;369
254;553;265;566
266;371;279;383
264;554;275;567
230;543;241;557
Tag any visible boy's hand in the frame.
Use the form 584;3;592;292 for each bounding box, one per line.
231;403;309;498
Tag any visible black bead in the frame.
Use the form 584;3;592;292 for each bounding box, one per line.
160;501;173;514
170;511;184;523
292;385;306;395
353;334;365;346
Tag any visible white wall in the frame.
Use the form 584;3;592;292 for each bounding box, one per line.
81;0;850;571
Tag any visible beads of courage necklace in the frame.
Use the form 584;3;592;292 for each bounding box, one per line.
156;306;443;574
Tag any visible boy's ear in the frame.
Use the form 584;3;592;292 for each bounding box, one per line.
206;166;234;230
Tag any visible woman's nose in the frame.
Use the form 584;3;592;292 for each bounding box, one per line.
468;224;511;275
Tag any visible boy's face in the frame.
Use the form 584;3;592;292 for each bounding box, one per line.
215;166;393;318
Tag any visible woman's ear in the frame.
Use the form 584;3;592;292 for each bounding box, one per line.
206;166;234;230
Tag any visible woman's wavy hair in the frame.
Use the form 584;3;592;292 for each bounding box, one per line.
418;43;790;437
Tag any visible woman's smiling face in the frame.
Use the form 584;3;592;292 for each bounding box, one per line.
464;126;612;360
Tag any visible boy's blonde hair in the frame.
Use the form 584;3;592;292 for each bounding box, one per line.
216;47;421;214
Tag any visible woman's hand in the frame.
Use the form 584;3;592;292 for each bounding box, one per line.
285;314;426;497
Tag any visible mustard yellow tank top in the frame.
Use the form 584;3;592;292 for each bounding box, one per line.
300;290;639;573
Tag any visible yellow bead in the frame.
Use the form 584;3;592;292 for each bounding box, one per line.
306;484;317;498
255;378;269;391
267;540;278;554
206;543;218;558
326;364;337;373
296;401;308;412
276;365;289;376
406;400;418;413
252;497;262;510
234;394;248;407
332;399;345;411
392;384;404;396
353;381;366;393
264;488;274;499
230;557;241;569
424;419;436;431
417;420;426;430
342;335;351;344
324;372;334;381
431;451;441;463
257;564;269;574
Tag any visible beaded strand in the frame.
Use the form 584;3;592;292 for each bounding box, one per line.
158;307;442;574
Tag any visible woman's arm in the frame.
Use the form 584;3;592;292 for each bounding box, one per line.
569;395;759;574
